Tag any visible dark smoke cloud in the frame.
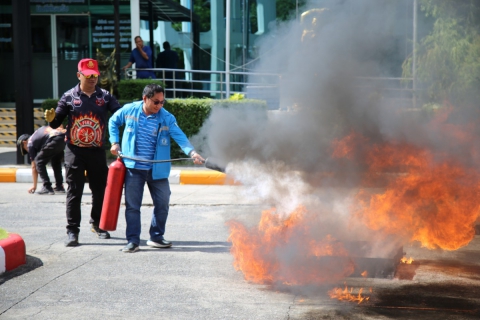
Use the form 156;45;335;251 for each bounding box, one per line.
191;1;480;287
193;0;480;177
193;0;426;178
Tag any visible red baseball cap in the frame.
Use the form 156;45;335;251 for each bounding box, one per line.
78;58;100;76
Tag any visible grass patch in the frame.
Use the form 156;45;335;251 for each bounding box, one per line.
0;228;8;240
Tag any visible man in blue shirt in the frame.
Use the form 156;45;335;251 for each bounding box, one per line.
109;84;204;253
122;36;156;79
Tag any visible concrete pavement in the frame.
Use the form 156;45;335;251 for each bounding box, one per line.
1;147;480;319
0;182;480;319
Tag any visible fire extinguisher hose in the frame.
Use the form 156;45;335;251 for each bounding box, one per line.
117;151;193;163
117;152;226;172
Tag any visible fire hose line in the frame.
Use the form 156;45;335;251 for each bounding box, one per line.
118;151;193;163
117;152;226;173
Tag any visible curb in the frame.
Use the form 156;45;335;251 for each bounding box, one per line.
0;168;236;185
0;233;26;274
0;168;16;182
179;170;238;185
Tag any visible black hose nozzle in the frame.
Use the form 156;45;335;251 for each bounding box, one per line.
204;158;226;173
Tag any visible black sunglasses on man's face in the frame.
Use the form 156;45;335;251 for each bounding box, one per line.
149;98;166;105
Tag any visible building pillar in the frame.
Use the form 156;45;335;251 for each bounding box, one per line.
210;0;225;97
13;0;34;164
130;0;140;79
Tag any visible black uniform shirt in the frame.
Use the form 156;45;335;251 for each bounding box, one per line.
27;126;65;161
54;84;121;148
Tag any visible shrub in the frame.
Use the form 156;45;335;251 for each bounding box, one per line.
39;96;268;161
117;79;165;100
166;98;267;158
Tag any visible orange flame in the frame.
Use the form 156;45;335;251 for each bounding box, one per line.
331;126;480;251
331;131;367;160
328;283;371;304
227;107;480;287
227;206;355;285
400;256;414;264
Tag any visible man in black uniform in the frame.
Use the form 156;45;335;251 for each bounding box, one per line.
156;41;179;94
44;58;122;247
17;126;66;195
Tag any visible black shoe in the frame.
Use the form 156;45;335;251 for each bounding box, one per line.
146;239;172;248
121;242;140;253
90;224;111;239
53;185;66;193
65;233;79;247
37;185;55;195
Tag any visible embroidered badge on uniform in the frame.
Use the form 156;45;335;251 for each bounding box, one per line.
96;98;105;107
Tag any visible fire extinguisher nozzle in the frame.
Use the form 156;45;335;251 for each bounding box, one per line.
204;158;226;173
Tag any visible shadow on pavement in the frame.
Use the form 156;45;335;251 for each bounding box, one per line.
0;255;43;285
141;240;231;253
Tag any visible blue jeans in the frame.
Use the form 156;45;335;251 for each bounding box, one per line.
124;168;171;245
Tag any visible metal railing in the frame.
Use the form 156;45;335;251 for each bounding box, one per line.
124;68;417;109
124;68;281;100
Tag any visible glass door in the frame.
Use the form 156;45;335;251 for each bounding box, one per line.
31;15;53;100
55;15;90;96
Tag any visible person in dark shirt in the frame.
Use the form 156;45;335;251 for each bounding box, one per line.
122;36;156;79
17;126;66;195
156;41;179;92
44;58;122;247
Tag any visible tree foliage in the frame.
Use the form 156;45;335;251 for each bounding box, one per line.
172;0;210;32
276;0;307;21
402;0;480;105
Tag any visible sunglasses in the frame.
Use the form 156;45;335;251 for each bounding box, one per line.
79;72;98;79
149;98;166;105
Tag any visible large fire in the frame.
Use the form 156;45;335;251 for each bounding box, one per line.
226;107;480;291
227;206;355;285
334;131;480;251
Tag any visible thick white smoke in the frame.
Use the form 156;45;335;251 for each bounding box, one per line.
191;0;476;276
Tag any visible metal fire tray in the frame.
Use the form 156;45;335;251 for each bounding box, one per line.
316;241;404;279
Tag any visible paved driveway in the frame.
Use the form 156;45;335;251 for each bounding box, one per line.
1;182;480;319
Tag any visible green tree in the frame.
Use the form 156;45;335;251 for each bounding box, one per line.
171;0;211;32
402;0;480;105
276;0;307;21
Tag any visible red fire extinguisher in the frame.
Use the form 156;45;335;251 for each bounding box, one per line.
99;157;126;231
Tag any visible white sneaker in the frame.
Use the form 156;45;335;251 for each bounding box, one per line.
146;239;172;248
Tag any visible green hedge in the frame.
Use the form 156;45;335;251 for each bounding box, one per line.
40;97;268;159
117;79;166;100
166;98;267;158
40;98;134;111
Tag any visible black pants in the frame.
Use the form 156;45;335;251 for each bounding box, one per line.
35;135;65;188
64;144;108;235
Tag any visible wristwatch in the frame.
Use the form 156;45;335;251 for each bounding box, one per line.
111;142;119;146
